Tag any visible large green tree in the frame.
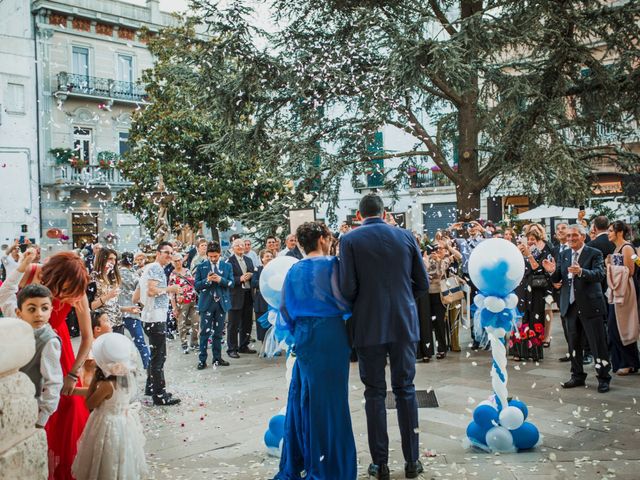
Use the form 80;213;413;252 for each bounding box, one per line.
117;20;290;240
188;0;640;221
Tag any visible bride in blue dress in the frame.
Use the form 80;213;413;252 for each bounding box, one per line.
273;221;357;480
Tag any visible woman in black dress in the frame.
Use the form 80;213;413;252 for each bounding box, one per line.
511;226;552;361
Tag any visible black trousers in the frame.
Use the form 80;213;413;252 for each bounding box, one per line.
143;321;167;399
565;303;611;382
227;289;253;353
356;342;419;465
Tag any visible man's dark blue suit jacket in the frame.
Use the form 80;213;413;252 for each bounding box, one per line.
339;217;429;348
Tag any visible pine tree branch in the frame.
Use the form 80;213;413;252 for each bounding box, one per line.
428;0;458;37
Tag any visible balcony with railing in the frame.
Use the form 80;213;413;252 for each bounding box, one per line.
55;72;147;104
49;164;131;187
407;170;454;189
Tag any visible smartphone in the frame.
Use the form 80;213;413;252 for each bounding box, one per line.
19;243;29;253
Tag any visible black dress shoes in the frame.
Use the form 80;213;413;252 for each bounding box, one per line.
558;356;571;362
228;351;240;359
197;361;206;370
405;460;424;478
214;359;230;366
368;463;390;480
153;395;181;406
561;378;586;389
597;380;610;393
239;347;257;354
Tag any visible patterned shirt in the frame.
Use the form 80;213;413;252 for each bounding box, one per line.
141;262;169;323
169;268;196;304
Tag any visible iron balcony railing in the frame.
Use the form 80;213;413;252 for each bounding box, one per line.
56;72;147;103
53;164;131;186
407;171;454;189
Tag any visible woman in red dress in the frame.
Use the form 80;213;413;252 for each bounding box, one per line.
29;252;92;479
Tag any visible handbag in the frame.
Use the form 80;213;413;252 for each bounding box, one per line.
530;274;548;289
440;276;465;305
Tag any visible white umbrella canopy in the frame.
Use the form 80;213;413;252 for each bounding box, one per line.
516;205;594;221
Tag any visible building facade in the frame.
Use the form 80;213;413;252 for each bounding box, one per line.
33;0;175;254
0;0;40;246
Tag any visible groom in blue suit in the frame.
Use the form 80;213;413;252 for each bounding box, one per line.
339;194;429;480
194;241;234;369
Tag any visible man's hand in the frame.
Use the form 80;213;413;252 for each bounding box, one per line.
240;273;253;282
568;264;582;277
542;258;556;274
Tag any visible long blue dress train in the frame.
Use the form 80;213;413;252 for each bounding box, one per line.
274;256;357;480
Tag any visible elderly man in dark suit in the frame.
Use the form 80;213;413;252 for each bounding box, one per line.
226;238;256;358
339;194;430;480
543;224;611;393
194;241;234;369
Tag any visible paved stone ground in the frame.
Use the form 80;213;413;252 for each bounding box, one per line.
130;315;640;480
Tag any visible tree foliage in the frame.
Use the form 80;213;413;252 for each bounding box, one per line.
117;20;291;239
119;1;640;231
185;0;640;222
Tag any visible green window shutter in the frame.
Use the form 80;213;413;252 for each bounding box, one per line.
367;131;384;188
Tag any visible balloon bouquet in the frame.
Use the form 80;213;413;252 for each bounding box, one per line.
465;239;541;452
256;256;299;456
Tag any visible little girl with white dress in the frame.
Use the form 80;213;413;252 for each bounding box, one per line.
72;333;148;480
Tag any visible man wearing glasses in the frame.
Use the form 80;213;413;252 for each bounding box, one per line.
136;241;182;406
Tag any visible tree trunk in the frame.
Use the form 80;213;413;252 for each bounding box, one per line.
209;218;220;243
455;181;482;220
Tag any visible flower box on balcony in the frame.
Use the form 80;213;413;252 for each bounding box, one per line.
49;148;75;165
97;151;120;170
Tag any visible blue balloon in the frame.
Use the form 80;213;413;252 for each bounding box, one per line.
466;421;488;445
259;256;299;309
268;415;286;439
511;422;539;450
508;399;529;421
473;404;499;430
264;429;281;448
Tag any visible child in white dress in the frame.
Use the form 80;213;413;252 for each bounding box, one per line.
72;333;148;480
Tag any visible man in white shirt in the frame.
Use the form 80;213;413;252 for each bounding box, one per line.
278;233;303;259
243;239;260;266
137;241;182;406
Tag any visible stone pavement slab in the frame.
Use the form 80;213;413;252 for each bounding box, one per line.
129;317;640;479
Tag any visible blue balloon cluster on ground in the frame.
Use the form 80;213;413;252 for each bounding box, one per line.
467;400;539;452
264;414;286;455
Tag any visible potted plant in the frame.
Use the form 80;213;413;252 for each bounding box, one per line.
97;151;119;170
69;156;88;169
49;148;75;165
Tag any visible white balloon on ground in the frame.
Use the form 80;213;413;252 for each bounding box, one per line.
485;426;514;452
499;405;525;430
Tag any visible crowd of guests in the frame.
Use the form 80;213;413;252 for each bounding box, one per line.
411;215;640;393
0;209;638;478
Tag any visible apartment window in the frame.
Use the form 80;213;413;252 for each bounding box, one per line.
366;131;384;188
72;46;90;77
5;83;25;113
117;55;134;84
73;126;93;164
119;131;130;156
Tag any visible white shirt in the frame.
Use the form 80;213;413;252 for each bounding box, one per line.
1;253;19;277
37;334;63;426
0;268;23;316
245;249;259;266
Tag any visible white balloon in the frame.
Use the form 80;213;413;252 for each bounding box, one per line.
474;294;486;308
468;239;525;297
499;406;525;430
485;296;506;313
505;293;519;310
485;426;515;452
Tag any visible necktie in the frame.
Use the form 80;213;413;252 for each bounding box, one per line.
569;251;578;304
212;263;220;302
